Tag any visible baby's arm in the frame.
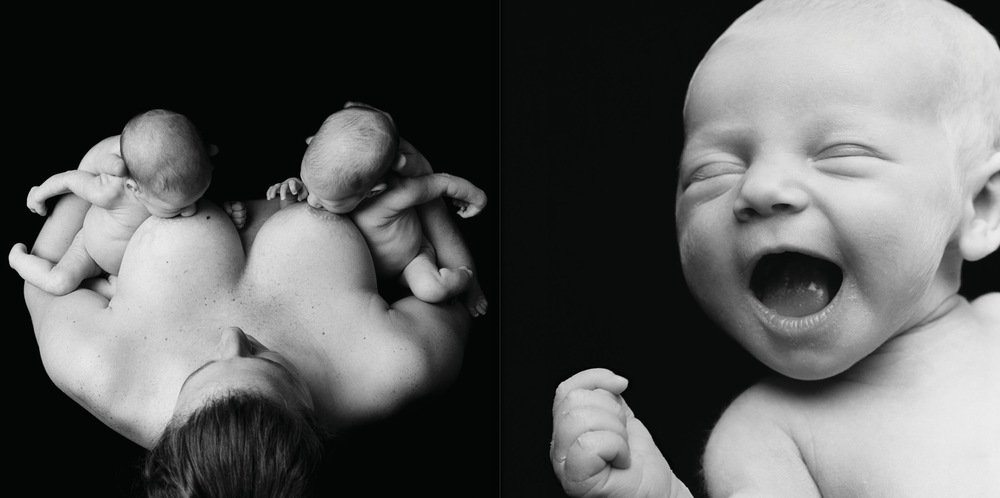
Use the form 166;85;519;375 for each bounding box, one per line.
27;170;124;216
76;135;126;176
701;381;821;498
380;173;487;218
551;368;693;498
396;138;488;316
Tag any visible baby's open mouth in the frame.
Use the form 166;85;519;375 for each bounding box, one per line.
750;252;844;317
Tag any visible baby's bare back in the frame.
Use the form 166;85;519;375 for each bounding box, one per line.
81;201;151;275
351;203;424;278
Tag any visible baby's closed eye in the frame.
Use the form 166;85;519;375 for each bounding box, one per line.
688;161;745;183
812;143;886;177
813;143;881;160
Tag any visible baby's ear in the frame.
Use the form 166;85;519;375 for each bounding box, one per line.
366;182;388;198
125;178;141;195
959;151;1000;261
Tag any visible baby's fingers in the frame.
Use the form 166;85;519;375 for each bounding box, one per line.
552;392;629;462
564;430;632;483
554;368;629;410
454;199;484;218
277;181;299;200
266;184;279;200
27;200;47;216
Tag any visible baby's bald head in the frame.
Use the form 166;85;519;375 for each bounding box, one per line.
121;109;213;195
687;0;1000;169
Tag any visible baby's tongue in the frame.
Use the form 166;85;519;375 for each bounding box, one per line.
752;253;840;318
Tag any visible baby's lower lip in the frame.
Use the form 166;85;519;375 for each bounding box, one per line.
748;289;839;336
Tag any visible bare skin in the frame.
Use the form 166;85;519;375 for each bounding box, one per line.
24;160;470;449
270;172;487;308
10;127;208;296
262;124;490;317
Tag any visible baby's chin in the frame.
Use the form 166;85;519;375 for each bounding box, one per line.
737;320;884;382
756;349;861;381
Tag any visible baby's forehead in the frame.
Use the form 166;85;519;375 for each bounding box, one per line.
735;0;954;25
691;0;984;106
720;0;990;59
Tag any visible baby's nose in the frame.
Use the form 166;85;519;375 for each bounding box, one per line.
733;158;809;221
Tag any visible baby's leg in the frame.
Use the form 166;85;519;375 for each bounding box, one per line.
9;231;101;296
401;241;473;304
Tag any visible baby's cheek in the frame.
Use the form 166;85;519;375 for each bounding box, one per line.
678;224;724;287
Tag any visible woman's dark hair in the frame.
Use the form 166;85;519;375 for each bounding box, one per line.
143;390;327;498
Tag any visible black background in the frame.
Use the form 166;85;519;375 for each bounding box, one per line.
5;2;999;497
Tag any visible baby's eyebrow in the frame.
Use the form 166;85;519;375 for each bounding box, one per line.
685;122;753;144
681;125;754;159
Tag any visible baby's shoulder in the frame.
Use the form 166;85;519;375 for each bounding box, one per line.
970;292;1000;324
723;375;813;415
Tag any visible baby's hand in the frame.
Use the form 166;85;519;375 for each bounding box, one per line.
452;189;487;219
551;368;686;498
26;186;49;216
266;178;308;202
222;200;247;230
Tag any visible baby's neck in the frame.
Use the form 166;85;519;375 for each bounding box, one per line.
841;294;985;388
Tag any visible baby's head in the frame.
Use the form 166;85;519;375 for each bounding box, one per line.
121;109;213;218
675;0;1000;380
299;104;399;214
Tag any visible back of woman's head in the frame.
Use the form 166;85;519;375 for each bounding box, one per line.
143;391;327;498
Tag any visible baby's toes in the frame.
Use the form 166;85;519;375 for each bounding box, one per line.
466;294;488;317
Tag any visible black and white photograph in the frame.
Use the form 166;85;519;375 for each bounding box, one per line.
6;0;1000;496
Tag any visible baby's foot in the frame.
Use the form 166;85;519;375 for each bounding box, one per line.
222;201;247;230
411;266;473;304
463;278;488;317
8;243;28;270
